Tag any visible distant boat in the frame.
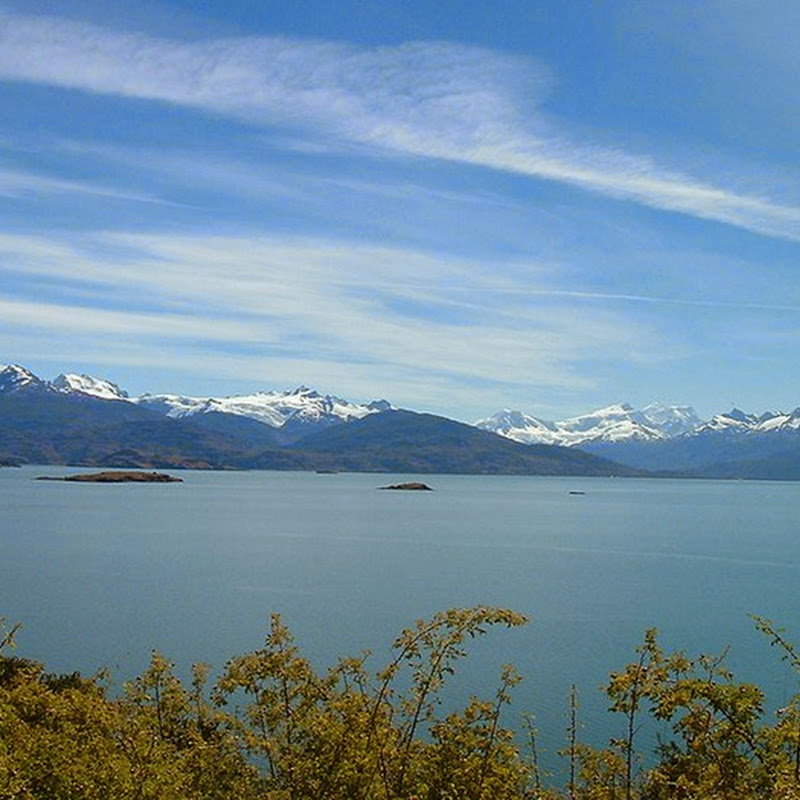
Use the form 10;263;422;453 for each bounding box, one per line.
315;469;339;474
568;490;585;495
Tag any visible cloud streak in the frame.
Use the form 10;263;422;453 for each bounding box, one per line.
1;9;799;241
0;230;664;410
0;165;176;205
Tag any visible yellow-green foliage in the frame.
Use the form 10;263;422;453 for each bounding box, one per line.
4;612;800;799
0;609;527;800
0;622;260;799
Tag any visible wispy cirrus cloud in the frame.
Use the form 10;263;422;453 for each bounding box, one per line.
0;296;270;342
0;165;178;205
0;230;669;411
1;8;799;242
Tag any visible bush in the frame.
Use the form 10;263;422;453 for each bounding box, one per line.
4;611;800;799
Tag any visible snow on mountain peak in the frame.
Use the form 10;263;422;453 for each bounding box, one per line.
474;409;560;444
726;408;754;423
638;402;701;437
133;386;388;429
53;373;129;400
8;359;800;450
694;407;800;436
290;385;321;398
0;364;44;393
476;401;687;446
2;364;130;398
558;403;649;436
693;408;760;435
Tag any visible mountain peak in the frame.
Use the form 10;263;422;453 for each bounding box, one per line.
53;373;129;400
6;359;800;458
639;402;701;436
477;401;702;446
725;407;752;422
290;385;319;397
134;384;389;433
0;364;46;394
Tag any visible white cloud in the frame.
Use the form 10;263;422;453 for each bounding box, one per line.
0;165;175;204
1;9;799;241
0;296;272;342
0;231;665;409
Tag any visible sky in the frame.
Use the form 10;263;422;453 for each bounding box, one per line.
1;0;800;421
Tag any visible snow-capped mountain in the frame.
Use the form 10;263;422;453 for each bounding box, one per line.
0;364;48;394
473;403;800;447
52;373;129;401
638;402;701;437
133;386;392;431
756;408;800;433
691;408;760;435
475;402;701;447
0;367;130;401
691;407;800;436
557;403;665;443
6;359;800;477
471;409;562;445
2;359;799;456
0;365;393;441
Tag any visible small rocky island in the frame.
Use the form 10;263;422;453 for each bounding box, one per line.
379;482;433;491
37;471;183;483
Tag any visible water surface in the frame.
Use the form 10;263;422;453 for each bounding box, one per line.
2;467;798;773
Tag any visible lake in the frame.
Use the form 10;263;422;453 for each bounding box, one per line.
2;466;799;777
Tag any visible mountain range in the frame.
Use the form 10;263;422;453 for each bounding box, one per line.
474;402;702;446
0;364;639;476
3;362;800;478
475;402;800;445
475;401;800;477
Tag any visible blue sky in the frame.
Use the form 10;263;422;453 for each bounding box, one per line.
1;0;800;420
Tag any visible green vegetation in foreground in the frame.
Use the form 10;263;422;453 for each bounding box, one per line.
3;608;800;799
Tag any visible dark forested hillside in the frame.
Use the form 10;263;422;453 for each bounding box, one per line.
0;389;642;475
286;410;644;475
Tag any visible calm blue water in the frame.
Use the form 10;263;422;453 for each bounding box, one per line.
2;466;799;775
